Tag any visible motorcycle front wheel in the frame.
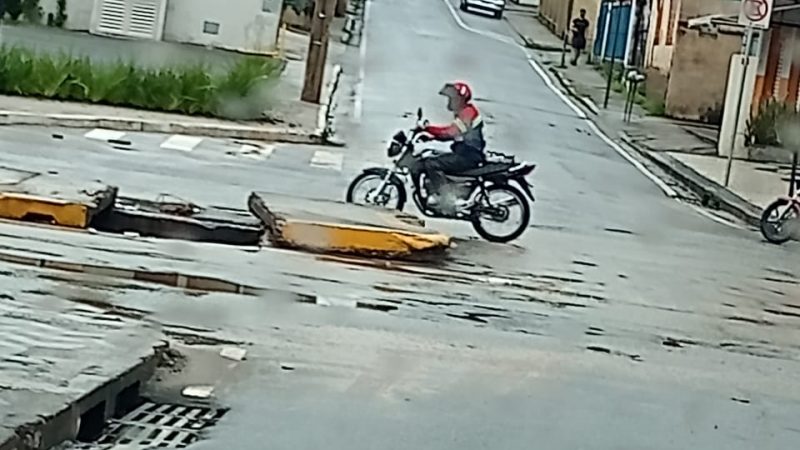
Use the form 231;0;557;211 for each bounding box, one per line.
760;198;799;244
346;171;407;211
470;184;531;243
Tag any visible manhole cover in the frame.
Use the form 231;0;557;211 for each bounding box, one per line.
76;402;227;449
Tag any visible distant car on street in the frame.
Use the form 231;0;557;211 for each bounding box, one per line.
460;0;507;19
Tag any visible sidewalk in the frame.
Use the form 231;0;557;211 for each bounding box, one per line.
0;25;348;144
504;10;787;226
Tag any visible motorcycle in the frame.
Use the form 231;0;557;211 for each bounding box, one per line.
345;108;536;243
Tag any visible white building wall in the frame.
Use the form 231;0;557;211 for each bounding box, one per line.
163;0;282;54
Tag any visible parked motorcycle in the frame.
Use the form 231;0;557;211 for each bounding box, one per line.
345;108;536;243
760;193;800;244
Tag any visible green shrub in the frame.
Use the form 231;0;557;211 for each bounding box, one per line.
0;46;281;119
746;99;790;147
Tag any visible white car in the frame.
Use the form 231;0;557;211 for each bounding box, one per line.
460;0;507;19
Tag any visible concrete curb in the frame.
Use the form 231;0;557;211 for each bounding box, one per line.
248;191;452;261
0;110;327;144
547;67;599;115
621;133;763;227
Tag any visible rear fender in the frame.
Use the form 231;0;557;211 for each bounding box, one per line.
514;177;535;201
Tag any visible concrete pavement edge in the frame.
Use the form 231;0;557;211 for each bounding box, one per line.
0;110;328;144
503;13;564;52
539;57;761;225
620;133;762;228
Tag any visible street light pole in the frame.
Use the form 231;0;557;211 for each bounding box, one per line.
724;25;754;187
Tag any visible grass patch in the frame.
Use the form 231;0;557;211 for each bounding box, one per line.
0;46;282;119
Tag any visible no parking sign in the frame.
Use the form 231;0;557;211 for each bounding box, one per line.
739;0;774;29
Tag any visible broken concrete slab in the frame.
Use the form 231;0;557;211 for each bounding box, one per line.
0;166;116;228
248;192;452;259
95;197;263;245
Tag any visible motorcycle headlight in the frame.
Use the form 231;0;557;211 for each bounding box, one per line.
387;142;402;157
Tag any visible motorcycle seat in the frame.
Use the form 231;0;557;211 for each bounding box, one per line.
453;162;515;177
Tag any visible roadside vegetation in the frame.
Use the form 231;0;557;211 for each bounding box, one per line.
0;47;283;119
745;99;800;147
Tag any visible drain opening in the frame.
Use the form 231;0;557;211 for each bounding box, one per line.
114;381;142;418
82;401;227;449
76;401;106;443
89;198;263;246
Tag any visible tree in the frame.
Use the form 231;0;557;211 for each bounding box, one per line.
22;0;42;23
55;0;67;27
5;0;22;21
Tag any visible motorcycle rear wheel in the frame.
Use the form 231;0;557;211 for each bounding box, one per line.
470;184;530;243
346;171;407;211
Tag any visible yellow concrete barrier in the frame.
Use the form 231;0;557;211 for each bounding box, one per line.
248;192;451;258
0;167;116;228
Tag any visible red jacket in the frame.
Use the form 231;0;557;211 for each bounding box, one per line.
424;103;486;151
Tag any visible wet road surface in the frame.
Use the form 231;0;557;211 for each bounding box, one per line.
2;0;800;447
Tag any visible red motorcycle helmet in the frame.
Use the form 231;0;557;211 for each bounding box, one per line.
439;81;472;111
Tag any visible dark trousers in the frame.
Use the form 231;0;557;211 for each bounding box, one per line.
419;143;483;193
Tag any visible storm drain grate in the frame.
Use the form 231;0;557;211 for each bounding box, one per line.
81;402;227;449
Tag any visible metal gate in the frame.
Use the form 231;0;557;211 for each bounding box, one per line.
593;0;632;61
90;0;167;40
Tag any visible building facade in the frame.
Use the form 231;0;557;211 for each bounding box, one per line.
538;0;602;49
644;0;742;122
38;0;283;54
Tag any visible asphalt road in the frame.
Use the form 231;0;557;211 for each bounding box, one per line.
3;0;800;448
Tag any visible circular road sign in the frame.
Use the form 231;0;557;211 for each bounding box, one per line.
743;0;769;22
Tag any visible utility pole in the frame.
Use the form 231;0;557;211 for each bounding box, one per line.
559;0;575;68
724;25;754;187
302;0;337;104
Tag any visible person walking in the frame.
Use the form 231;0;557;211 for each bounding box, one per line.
570;9;590;66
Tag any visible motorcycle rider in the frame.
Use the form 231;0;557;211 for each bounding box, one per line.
418;81;486;209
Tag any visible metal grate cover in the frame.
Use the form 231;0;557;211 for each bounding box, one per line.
78;402;226;449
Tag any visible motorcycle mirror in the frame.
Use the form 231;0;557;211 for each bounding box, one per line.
417;107;423;120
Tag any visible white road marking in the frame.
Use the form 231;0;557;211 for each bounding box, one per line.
310;150;344;171
84;128;126;141
440;0;679;200
683;201;745;230
160;134;204;152
353;0;372;123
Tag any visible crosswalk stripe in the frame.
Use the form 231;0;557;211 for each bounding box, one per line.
310;150;344;171
160;135;204;152
84;128;126;141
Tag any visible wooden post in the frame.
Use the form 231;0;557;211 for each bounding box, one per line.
301;0;337;104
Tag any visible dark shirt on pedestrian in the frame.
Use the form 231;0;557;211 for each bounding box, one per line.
571;18;589;50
